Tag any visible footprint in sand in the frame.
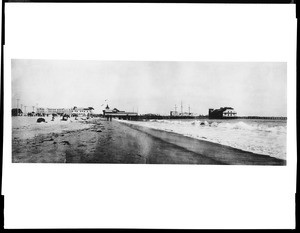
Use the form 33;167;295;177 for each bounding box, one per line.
61;141;70;145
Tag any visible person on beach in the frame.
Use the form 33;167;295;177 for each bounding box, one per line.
61;114;69;121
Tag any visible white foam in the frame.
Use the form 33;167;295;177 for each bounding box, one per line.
119;119;287;160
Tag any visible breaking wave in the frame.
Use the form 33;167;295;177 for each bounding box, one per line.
123;118;287;160
156;120;286;134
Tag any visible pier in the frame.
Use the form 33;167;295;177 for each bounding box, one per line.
103;105;138;121
237;116;287;120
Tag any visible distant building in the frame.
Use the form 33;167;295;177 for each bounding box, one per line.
209;107;237;119
180;112;193;117
103;105;138;120
36;107;61;115
72;107;94;117
44;108;55;115
170;111;193;117
36;107;46;115
12;108;23;116
35;106;94;116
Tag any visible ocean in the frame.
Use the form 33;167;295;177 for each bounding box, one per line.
121;118;287;160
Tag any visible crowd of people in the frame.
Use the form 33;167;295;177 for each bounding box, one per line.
35;113;92;123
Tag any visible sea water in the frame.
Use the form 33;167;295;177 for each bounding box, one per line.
121;118;287;160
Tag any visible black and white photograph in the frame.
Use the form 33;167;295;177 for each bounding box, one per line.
2;2;296;230
11;60;287;165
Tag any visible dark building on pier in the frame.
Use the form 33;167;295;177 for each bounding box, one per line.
208;107;237;119
103;105;138;121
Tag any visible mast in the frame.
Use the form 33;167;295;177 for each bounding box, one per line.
16;99;20;113
181;101;183;115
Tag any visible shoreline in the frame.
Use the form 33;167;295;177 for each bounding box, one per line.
12;118;286;165
117;118;286;161
118;120;286;165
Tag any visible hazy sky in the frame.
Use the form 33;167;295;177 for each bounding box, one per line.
11;60;287;116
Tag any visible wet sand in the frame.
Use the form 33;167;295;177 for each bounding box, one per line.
121;121;286;165
12;118;286;165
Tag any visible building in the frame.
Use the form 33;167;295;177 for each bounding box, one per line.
103;105;138;120
209;107;237;119
36;107;46;115
180;112;193;117
35;106;94;116
170;111;193;117
12;108;23;116
72;107;94;117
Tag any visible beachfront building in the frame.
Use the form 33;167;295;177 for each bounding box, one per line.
36;107;46;115
72;106;94;117
209;107;237;119
36;107;70;116
12;108;23;116
45;108;57;115
35;106;93;116
103;105;138;120
56;108;66;115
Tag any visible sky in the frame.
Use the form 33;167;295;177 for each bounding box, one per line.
11;60;287;116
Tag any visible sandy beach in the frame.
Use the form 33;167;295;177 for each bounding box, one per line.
11;117;285;165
